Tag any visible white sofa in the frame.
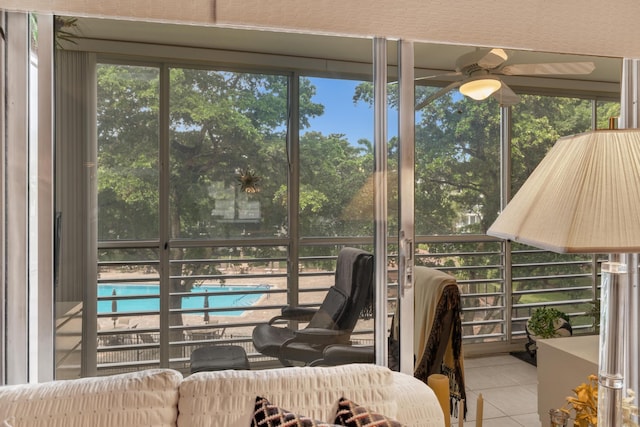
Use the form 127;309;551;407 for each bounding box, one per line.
0;363;444;427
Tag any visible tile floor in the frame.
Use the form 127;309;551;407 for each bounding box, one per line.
452;354;541;427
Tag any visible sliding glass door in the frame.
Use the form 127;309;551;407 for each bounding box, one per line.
54;30;396;376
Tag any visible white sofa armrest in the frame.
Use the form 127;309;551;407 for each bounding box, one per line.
391;371;445;427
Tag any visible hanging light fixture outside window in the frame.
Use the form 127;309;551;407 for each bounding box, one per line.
459;77;502;100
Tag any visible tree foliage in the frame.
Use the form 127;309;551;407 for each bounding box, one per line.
354;82;610;333
96;65;377;309
97;64;615;334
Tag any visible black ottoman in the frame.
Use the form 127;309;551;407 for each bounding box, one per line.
190;345;250;374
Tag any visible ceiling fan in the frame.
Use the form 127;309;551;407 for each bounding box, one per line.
414;48;596;110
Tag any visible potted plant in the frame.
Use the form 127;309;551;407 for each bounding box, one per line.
525;306;572;357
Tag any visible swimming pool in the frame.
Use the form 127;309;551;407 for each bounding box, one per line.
98;284;269;316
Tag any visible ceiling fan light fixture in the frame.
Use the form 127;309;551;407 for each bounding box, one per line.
459;78;502;100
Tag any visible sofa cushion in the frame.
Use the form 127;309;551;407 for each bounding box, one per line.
0;368;182;427
178;364;397;427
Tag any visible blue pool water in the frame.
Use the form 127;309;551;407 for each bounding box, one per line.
98;284;269;317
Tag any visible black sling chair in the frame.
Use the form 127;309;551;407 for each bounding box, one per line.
252;247;374;366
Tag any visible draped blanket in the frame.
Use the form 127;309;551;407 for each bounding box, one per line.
391;266;467;419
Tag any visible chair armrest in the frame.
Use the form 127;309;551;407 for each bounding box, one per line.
325;344;374;362
310;344;374;366
281;306;317;320
268;306;317;325
292;328;351;344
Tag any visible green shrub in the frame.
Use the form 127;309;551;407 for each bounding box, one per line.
527;307;571;339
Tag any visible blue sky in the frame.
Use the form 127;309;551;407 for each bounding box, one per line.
306;77;399;145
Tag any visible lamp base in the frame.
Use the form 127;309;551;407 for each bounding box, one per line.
597;260;627;426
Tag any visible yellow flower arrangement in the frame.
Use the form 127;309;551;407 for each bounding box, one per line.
623;390;640;427
562;374;598;427
560;374;639;427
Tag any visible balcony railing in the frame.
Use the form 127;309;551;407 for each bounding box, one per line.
69;236;601;376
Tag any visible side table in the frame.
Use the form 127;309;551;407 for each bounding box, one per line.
537;335;598;427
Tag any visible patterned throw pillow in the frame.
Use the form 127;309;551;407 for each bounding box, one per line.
333;397;404;427
251;396;340;427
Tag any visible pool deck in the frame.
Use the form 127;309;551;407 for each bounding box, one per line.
96;271;373;339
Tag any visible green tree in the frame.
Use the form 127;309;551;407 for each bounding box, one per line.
97;65;160;241
97;65;331;332
298;131;374;237
355;82;604;336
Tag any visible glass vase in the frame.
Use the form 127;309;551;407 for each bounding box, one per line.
549;409;570;427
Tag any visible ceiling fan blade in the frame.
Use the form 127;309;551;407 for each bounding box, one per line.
500;61;595;76
456;48;509;71
415;81;462;110
477;48;509;69
491;82;520;106
388;70;459;85
415;71;461;81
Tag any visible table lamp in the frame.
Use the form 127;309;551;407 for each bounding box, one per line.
487;129;640;426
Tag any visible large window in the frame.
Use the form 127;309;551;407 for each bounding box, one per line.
52;26;621;376
88;60;381;375
410;87;620;345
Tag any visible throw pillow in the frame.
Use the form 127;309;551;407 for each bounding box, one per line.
333;397;404;427
252;396;340;427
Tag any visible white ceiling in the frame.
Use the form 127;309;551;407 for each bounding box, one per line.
71;16;622;98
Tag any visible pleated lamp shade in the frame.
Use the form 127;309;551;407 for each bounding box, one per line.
487;129;640;253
